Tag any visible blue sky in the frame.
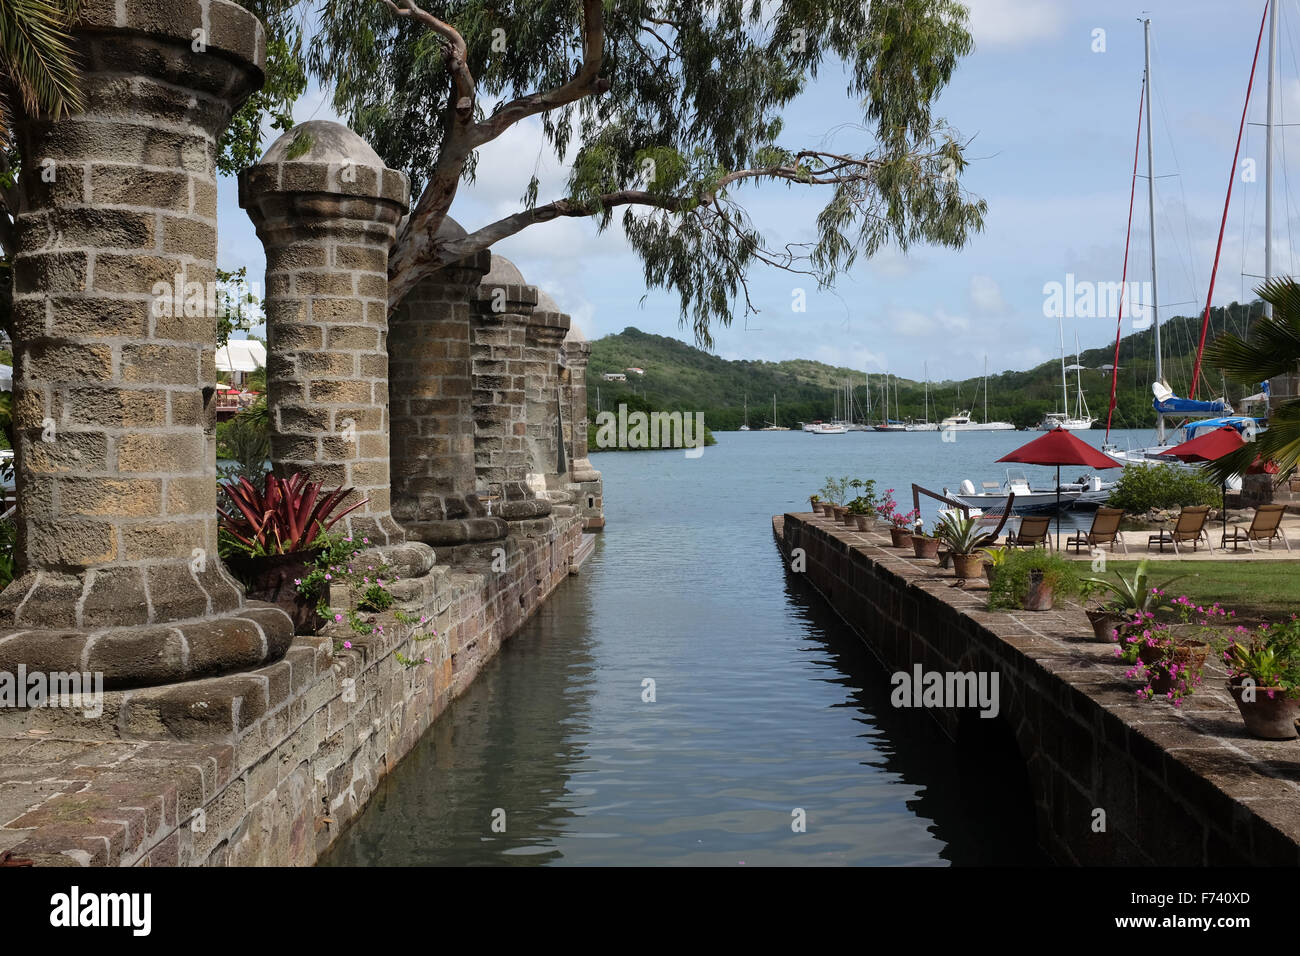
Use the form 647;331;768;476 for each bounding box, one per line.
217;0;1294;386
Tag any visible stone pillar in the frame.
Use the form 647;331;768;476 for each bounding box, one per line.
525;297;572;496
471;255;550;520
0;0;293;689
389;218;507;547
562;325;605;530
239;121;409;546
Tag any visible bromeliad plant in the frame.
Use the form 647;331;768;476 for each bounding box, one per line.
934;511;997;555
218;472;367;557
1083;559;1189;620
1222;617;1300;699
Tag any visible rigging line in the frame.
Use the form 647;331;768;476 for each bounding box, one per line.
1240;122;1252;324
1151;35;1206;306
1282;0;1300;275
1194;0;1269;399
1108;76;1146;440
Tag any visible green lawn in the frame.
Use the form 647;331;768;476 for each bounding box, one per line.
1074;559;1300;624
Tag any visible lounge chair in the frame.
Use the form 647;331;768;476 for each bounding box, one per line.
1066;507;1127;554
1007;514;1052;549
1147;505;1213;554
1221;503;1291;552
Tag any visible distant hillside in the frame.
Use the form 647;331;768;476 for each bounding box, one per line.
588;303;1268;431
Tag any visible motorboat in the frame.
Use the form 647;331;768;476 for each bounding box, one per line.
809;422;848;434
939;410;1016;432
945;468;1083;513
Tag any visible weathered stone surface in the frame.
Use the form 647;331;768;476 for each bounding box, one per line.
0;0;293;687
774;512;1300;866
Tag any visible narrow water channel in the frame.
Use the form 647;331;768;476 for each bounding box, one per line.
322;432;1057;865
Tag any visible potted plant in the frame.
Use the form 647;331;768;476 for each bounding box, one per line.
219;472;366;635
1223;619;1300;739
846;496;872;531
1115;595;1224;706
1083;559;1186;642
986;548;1082;611
934;511;997;579
981;546;1008;587
809;493;821;512
909;522;940;559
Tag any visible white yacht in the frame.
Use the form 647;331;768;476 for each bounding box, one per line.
946;469;1083;514
939;410;1016;432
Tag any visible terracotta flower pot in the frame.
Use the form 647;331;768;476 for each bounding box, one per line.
982;561;999;587
937;549;952;569
1228;680;1300;739
820;502;836;517
225;550;327;636
1085;608;1126;642
832;505;848;521
810;498;821;512
888;526;911;547
1023;569;1054;610
854;514;870;531
841;510;857;527
952;552;984;579
1138;639;1209;696
911;535;939;559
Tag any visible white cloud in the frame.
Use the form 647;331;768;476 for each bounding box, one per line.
969;274;1007;314
963;0;1067;49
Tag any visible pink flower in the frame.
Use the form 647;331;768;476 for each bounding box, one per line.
334;613;343;623
343;640;352;649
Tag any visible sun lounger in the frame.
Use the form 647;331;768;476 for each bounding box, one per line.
1066;507;1127;554
1147;505;1212;554
1221;503;1291;552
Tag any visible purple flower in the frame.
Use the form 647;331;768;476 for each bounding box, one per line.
343;640;352;649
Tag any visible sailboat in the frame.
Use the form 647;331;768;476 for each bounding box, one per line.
872;374;907;431
760;394;790;430
1101;17;1260;476
939;357;1015;431
1040;322;1096;430
739;393;750;431
906;363;939;430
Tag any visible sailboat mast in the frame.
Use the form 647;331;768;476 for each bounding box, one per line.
1142;18;1165;443
983;356;989;423
1265;0;1277;317
1058;315;1068;414
924;362;930;424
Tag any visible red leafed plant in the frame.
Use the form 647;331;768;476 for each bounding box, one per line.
218;473;366;557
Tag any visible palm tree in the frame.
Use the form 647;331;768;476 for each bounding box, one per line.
1202;277;1300;486
0;0;84;139
0;1;83;341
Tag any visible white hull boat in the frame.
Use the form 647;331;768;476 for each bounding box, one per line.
945;469;1082;514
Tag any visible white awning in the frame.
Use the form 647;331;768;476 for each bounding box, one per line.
0;364;11;391
215;340;266;373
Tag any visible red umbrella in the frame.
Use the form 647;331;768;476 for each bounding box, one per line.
997;427;1123;548
1164;425;1246;543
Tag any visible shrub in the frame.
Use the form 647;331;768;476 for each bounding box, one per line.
1107;463;1222;514
987;548;1082;610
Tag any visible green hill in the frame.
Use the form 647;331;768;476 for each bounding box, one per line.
588;302;1269;431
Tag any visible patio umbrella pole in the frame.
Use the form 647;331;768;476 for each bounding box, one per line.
1056;465;1061;551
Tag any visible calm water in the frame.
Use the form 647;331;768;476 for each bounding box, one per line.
321;429;1145;866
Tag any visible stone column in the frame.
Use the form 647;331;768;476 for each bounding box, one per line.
0;0;293;689
471;255;550;520
525;298;572;495
239;121;409;546
389;218;507;547
562;326;605;530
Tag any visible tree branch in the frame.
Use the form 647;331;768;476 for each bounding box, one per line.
379;0;475;116
470;0;609;147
